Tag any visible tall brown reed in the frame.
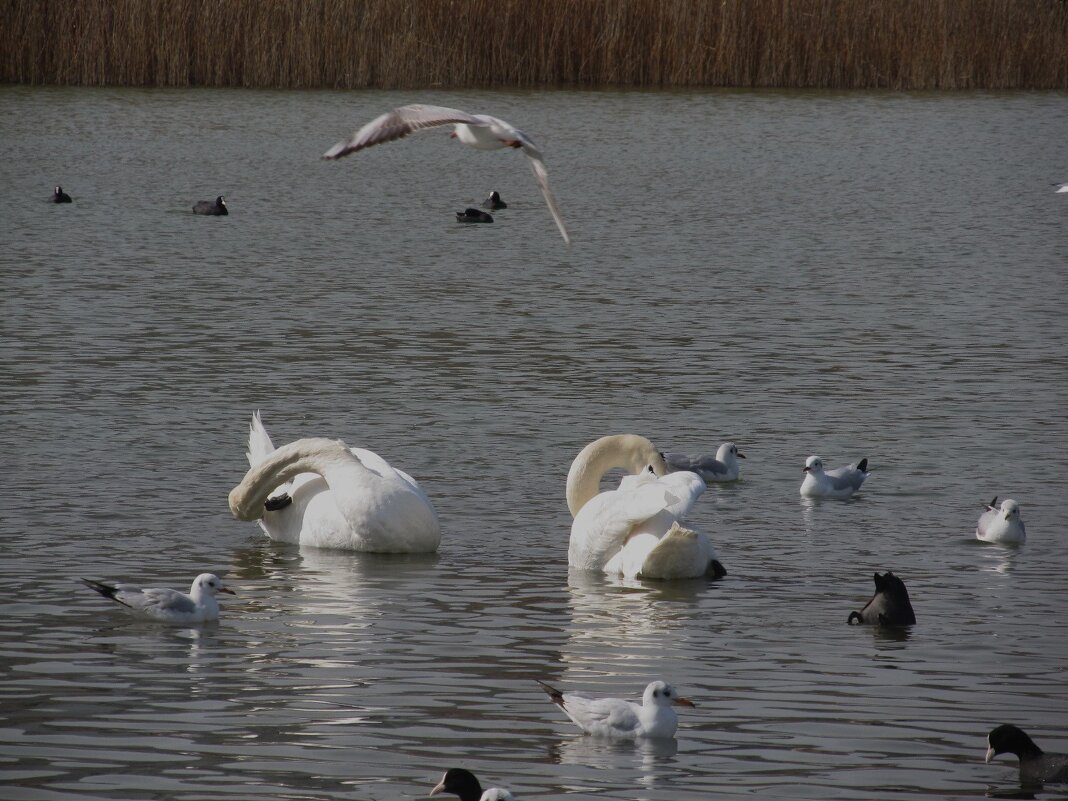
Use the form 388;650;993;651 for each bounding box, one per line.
2;0;1066;89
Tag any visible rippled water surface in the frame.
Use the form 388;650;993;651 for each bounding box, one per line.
1;86;1067;801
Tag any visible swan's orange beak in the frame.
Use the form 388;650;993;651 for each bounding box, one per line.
674;697;696;707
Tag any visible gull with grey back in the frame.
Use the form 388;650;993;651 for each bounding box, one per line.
80;573;235;624
537;679;695;739
323;104;570;244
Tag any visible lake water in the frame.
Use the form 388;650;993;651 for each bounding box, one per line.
1;86;1067;801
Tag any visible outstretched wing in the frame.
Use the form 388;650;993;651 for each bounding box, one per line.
516;137;571;245
323;104;483;159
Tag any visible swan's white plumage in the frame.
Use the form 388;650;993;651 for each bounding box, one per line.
229;414;440;552
566;435;720;580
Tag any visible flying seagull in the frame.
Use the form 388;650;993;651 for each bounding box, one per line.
323;104;570;245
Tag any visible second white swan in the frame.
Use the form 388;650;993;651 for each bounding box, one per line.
566;435;724;580
228;413;441;552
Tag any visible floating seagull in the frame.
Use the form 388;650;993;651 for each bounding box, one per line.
800;455;869;499
51;185;72;203
665;442;746;482
323;104;570;244
430;768;514;801
986;724;1068;785
847;571;916;626
537;679;694;739
456;207;493;223
976;497;1026;544
81;573;235;623
193;196;228;215
483;190;507;210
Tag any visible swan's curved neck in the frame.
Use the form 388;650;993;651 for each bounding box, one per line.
228;437;361;520
565;434;664;517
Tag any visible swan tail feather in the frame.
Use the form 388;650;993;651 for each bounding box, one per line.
247;411;276;467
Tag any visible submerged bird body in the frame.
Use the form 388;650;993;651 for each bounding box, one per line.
976;497;1026;544
665;442;745;482
323;104;569;244
81;573;234;623
986;724;1068;785
430;768;514;801
848;571;916;626
456;207;493;223
52;185;72;203
566;435;724;580
800;455;869;498
228;412;440;552
193;196;228;215
483;190;507;210
538;679;694;739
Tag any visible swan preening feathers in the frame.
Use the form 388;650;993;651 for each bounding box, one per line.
566;435;724;580
228;412;441;552
323;104;570;245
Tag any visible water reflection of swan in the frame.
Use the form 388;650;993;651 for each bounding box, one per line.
565;569;706;642
566;435;723;580
228;412;441;552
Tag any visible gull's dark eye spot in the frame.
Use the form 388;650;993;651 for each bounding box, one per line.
653;689;659;697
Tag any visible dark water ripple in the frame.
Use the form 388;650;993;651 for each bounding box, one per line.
1;86;1067;800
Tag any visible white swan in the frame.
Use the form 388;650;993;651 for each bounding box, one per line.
566;435;724;580
228;413;441;552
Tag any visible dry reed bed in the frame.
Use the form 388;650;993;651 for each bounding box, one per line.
3;0;1067;89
